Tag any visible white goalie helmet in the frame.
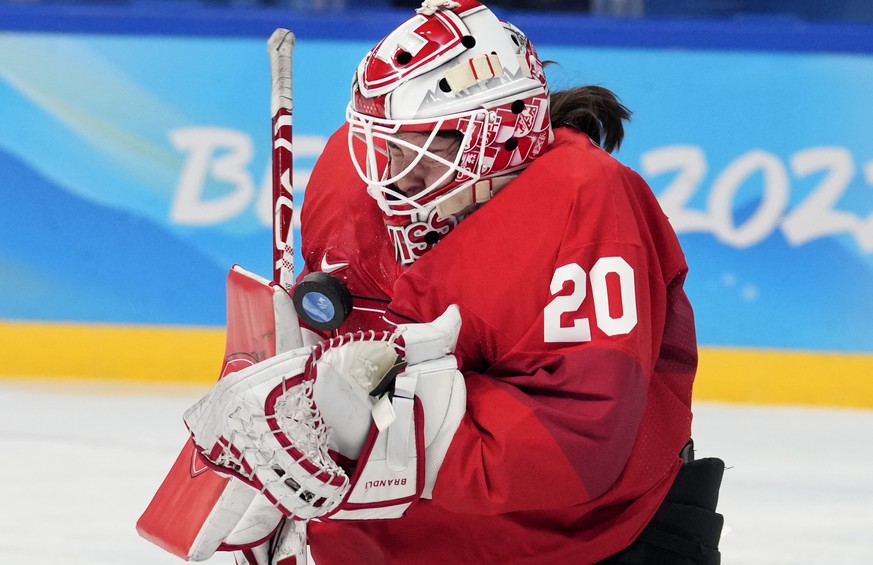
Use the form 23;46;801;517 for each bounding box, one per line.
347;0;552;264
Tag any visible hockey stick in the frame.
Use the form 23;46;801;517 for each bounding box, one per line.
270;28;296;291
267;28;313;564
137;30;306;563
271;28;351;335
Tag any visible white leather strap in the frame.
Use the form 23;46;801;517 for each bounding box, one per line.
436;174;517;217
444;53;504;92
387;368;420;471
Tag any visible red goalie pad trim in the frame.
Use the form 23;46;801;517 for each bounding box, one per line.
137;266;280;560
263;376;348;489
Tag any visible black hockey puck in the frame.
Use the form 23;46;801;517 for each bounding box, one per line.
292;271;352;331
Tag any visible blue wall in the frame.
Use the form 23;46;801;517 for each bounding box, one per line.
2;4;872;354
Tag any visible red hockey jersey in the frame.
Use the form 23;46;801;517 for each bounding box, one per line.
301;124;697;564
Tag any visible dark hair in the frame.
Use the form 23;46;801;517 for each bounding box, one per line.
549;85;631;154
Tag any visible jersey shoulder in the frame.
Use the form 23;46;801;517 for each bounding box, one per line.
300;123;398;304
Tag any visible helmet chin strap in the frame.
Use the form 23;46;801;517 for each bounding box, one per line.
435;173;518;218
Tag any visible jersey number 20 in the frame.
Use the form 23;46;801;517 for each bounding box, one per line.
544;257;637;343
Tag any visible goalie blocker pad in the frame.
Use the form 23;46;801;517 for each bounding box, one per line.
307;310;466;520
324;399;426;520
136;265;305;561
321;351;465;521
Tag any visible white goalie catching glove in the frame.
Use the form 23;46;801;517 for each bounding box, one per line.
183;305;466;522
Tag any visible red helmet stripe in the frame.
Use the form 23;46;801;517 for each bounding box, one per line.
360;11;467;95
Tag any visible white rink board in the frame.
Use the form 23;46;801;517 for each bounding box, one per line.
0;379;871;564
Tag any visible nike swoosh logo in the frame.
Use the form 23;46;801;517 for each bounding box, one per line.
321;253;349;274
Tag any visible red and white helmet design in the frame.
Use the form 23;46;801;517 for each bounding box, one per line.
347;0;552;264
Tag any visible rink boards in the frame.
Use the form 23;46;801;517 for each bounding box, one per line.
3;321;873;409
1;6;872;408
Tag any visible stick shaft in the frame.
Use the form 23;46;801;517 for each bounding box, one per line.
267;35;309;563
268;28;296;289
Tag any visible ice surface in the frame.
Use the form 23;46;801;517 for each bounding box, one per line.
0;379;870;564
693;403;873;565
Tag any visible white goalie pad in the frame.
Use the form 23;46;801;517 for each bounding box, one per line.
184;346;351;520
184;305;467;524
394;304;462;365
221;491;284;549
325;353;466;520
310;335;404;461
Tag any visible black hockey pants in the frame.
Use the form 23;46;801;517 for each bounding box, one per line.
597;449;725;565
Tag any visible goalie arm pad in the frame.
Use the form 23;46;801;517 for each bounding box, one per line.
320;351;466;520
311;305;466;519
417;356;466;498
